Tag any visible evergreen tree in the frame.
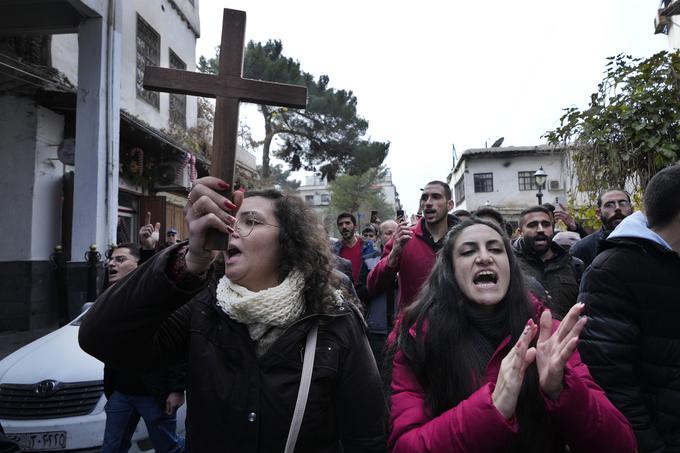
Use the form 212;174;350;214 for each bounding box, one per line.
198;40;389;179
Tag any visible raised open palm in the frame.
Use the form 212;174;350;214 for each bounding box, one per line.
535;303;587;400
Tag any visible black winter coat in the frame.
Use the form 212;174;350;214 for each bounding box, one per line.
79;247;387;453
513;239;584;319
570;228;608;269
579;236;680;453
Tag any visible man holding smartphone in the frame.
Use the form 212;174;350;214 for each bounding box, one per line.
367;181;458;313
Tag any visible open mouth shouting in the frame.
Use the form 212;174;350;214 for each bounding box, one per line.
424;208;438;220
453;223;511;307
462;264;509;307
226;243;242;263
473;269;498;288
460;264;509;307
529;233;550;251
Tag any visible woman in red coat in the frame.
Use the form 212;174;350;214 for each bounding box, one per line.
388;218;635;452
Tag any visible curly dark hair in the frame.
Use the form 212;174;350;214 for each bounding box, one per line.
245;189;339;314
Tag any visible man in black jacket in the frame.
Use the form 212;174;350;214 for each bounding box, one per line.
570;189;633;268
579;165;680;452
513;205;584;319
102;243;185;453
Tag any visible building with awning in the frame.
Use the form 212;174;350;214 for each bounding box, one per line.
0;0;255;331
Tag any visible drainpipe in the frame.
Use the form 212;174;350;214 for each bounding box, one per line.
105;0;119;248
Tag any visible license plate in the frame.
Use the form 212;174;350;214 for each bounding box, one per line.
7;431;67;451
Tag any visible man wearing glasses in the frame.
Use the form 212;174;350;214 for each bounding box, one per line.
571;190;633;268
107;244;140;285
103;244;186;453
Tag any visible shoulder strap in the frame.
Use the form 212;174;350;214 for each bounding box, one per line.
284;321;319;453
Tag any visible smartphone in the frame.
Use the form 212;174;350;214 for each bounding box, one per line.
554;197;564;211
396;209;404;220
370;210;379;223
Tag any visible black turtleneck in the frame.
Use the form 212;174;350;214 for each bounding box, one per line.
465;301;510;376
422;215;460;252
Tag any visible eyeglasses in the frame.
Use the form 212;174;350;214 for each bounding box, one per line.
603;200;631;209
108;255;133;264
233;213;280;238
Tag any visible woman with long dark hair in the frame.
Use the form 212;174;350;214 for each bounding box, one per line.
388;218;635;452
80;178;386;452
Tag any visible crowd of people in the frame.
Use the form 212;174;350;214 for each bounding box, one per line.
75;164;680;452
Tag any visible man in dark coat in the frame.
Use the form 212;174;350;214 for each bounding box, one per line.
579;164;680;452
512;205;584;319
570;189;633;268
102;243;185;453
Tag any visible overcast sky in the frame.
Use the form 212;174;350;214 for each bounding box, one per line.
196;1;669;214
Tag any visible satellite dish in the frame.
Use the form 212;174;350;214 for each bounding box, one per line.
491;137;505;148
156;164;176;185
57;138;76;165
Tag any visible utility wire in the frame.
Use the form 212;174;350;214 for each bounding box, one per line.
0;50;37;66
0;60;73;91
0;67;49;90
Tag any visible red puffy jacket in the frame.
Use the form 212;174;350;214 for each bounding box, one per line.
367;220;437;312
389;305;636;452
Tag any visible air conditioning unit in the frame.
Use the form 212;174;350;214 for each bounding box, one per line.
154;163;191;190
548;179;563;191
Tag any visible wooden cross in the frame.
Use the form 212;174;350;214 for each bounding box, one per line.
143;8;307;249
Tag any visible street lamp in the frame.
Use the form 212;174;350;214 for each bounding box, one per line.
533;167;547;205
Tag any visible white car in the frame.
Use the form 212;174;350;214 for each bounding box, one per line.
0;309;186;452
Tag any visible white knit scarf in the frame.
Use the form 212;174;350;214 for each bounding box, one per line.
215;270;306;356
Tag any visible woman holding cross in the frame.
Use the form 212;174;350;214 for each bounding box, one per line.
80;177;386;452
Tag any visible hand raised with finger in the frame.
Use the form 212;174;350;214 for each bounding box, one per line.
535;303;587;400
139;218;160;250
492;320;538;419
184;177;241;275
151;222;160;245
